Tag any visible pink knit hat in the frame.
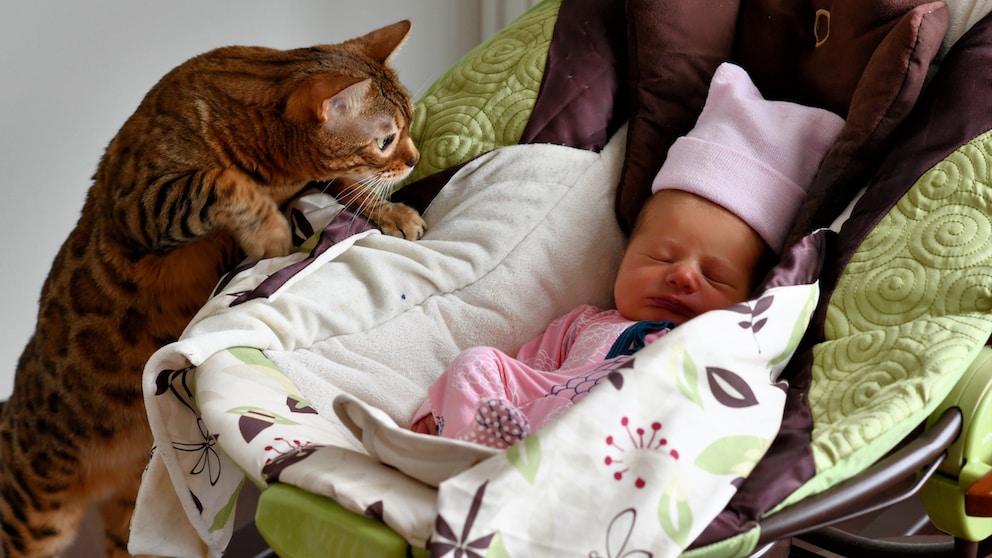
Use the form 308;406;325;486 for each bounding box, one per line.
651;62;845;253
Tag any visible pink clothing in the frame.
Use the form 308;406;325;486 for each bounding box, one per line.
410;305;672;448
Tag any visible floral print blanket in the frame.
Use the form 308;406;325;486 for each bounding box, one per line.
128;132;821;557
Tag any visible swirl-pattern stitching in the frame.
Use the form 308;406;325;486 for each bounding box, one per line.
810;131;992;471
400;0;559;185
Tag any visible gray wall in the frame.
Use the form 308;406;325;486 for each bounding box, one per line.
0;1;488;399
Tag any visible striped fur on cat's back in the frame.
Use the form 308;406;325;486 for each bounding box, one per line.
0;19;422;558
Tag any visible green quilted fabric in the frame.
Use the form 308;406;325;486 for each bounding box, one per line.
399;0;560;186
798;130;992;499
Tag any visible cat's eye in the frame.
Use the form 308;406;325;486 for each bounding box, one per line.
376;135;395;151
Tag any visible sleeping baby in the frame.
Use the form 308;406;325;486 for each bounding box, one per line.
409;62;844;448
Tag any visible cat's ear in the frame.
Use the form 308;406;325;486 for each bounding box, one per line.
351;20;411;65
320;79;372;125
286;75;370;124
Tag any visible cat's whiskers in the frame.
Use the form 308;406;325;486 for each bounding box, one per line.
323;175;397;233
360;180;388;232
346;184;375;231
317;179;337;196
325;179;365;228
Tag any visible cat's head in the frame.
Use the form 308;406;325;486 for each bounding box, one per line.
286;20;419;194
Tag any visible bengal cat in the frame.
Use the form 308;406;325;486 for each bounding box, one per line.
0;20;424;557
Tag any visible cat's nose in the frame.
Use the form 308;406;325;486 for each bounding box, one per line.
406;154;419;168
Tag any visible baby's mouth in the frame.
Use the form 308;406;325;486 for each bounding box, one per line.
652;296;693;318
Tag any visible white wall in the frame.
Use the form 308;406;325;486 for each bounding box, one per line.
0;1;488;400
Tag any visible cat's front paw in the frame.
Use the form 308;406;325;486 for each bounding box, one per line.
238;215;294;259
375;201;427;240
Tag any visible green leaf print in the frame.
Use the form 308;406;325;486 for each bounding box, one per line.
768;286;817;367
658;481;693;547
209;478;244;533
695;435;771;478
672;344;703;408
229;347;281;370
506;435;542;484
485;532;510;558
228;347;306;396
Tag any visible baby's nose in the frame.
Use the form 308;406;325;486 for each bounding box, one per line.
667;262;700;291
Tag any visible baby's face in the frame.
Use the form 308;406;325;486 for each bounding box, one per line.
613;190;764;324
